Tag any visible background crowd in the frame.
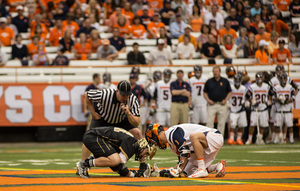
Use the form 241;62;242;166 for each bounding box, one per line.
0;0;300;65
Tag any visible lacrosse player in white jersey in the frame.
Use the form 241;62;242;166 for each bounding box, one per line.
227;74;248;145
145;123;226;178
226;66;236;85
148;70;163;123
152;69;172;127
188;65;208;125
245;72;271;145
274;72;295;144
98;72;117;89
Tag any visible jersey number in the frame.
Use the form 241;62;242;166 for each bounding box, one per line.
163;90;169;100
232;96;243;106
255;94;267;104
196;85;202;96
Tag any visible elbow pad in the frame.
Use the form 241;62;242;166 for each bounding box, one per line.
178;145;190;158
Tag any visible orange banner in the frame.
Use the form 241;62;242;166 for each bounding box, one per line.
0;83;90;127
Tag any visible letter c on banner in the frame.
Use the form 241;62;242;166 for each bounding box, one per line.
5;86;33;123
43;86;70;122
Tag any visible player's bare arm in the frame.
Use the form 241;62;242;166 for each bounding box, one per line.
121;103;140;127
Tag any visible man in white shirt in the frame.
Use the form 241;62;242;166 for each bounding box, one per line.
176;35;196;59
204;4;224;30
148;38;173;65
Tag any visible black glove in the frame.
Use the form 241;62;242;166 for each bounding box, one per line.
159;169;175;178
134;163;147;177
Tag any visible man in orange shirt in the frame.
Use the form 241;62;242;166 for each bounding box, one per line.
27;35;46;58
49;19;64;46
250;14;262;30
266;14;290;37
109;7;130;32
0;17;15;46
122;2;135;24
178;25;197;49
219;18;237;44
272;39;292;63
137;5;154;17
30;14;48;37
255;23;271;44
62;13;79;37
273;0;291;11
147;13;165;39
148;0;163;12
204;0;223;7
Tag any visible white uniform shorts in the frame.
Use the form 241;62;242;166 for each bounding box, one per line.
274;112;293;127
230;111;247;129
269;105;276;123
250;110;269;128
140;106;149;125
184;131;223;176
156;109;170;127
192;106;207;124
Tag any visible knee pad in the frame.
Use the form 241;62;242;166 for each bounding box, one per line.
110;163;129;177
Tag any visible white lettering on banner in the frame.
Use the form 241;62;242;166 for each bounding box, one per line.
70;85;86;122
5;86;33;123
0;86;3;99
43;86;70;122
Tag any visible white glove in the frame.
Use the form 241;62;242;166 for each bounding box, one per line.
252;99;257;106
169;167;182;178
267;99;272;106
279;95;286;104
244;100;250;108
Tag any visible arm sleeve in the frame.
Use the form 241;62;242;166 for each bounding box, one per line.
87;89;103;103
127;52;135;65
130;95;141;116
171;127;186;149
153;87;158;100
289;78;299;90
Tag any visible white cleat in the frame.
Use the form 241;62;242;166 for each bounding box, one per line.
151;162;161;177
143;163;151;178
245;139;252;145
76;161;89;179
188;168;208;178
215;160;227;177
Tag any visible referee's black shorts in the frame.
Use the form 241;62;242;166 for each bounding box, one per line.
83;131;117;158
89;118;135;131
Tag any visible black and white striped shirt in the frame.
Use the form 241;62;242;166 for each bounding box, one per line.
87;88;140;124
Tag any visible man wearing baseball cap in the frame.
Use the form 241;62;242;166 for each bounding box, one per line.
148;38;173;65
255;22;271;44
12;6;29;33
178;24;197;48
272;39;292;63
97;39;118;61
147;12;165;39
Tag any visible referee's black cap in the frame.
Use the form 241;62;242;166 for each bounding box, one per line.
117;80;132;95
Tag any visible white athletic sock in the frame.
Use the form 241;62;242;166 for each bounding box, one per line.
283;133;286;140
248;135;253;142
128;171;135;177
271;132;275;140
289;132;294;142
229;132;234;140
274;133;279;142
237;132;242;140
197;158;205;170
207;164;217;173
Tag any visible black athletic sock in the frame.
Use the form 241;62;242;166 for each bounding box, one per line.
84;158;95;167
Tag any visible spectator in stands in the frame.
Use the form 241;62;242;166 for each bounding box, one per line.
148;38;173;65
289;0;300;18
137;4;154;18
103;0;116;20
236;1;245;18
51;1;69;20
244;33;258;58
189;4;203;32
30;14;48;38
255;23;271;44
109;27;126;52
52;47;70;66
59;29;74;53
273;0;291;12
250;14;262;30
32;44;49;66
161;37;173;52
62;13;80;37
170;69;191;126
244;5;252;20
6;16;18;35
12;6;29;33
0;17;15;46
288;33;300;57
84;0;101;21
131;16;147;39
169;6;188;25
147;13;165;39
122;2;135;24
266;14;290;38
109;7;125;31
27;35;46;58
97;39;118;61
251;0;261;16
74;33;92;60
243;17;258;36
89;14;101;33
260;5;270;25
221;35;238;64
197;24;210;50
272;39;292;63
204;0;223;7
177;35;195;59
127;42;146;65
0;44;8;66
31;24;47;42
76;18;95;38
11;34;28;66
87;29;102;53
226;7;242;32
0;1;8;17
209;19;220;44
170;13;186;38
201;34;221;64
160;0;175;26
178;24;197;48
114;15;132;39
132;0;143;15
220;2;231;18
73;6;85;27
195;0;208;16
49;19;64;46
268;31;279;54
255;40;271;64
158;27;172;47
204;4;224;30
219;18;238;44
204;66;232;135
171;0;188;18
236;27;248;52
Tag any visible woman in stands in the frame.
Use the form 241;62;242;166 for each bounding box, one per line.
260;5;270;25
255;40;272;64
87;29;102;53
288;33;300;57
209;19;220;44
84;0;101;21
221;2;231;18
236;27;248;57
221;35;237;64
268;31;279;55
131;16;147;39
11;34;29;66
189;5;203;32
197;24;210;50
114;15;132;39
31;24;47;42
235;2;245;18
59;29;74;53
158;27;172;49
33;44;50;66
74;33;92;60
102;0;116;21
243;33;258;58
74;6;85;27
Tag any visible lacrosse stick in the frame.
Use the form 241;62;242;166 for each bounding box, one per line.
256;107;263;144
278;104;284;144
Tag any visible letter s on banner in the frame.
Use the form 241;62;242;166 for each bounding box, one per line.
5;86;33;123
43;86;70;122
71;85;86;122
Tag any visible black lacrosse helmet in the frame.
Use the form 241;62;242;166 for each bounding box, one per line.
145;123;167;149
226;66;236;78
102;72;111;83
153;70;162;81
163;69;172;82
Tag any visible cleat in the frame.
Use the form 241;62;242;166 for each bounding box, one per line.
215;160;226;178
245;139;252;145
256;139;265;145
76;156;94;176
227;138;236;145
236;139;244;145
289;140;295;144
188;168;208;178
151;162;161;177
76;161;89;179
143;163;151;178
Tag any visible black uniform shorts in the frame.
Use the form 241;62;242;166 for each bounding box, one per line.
89;117;135;131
